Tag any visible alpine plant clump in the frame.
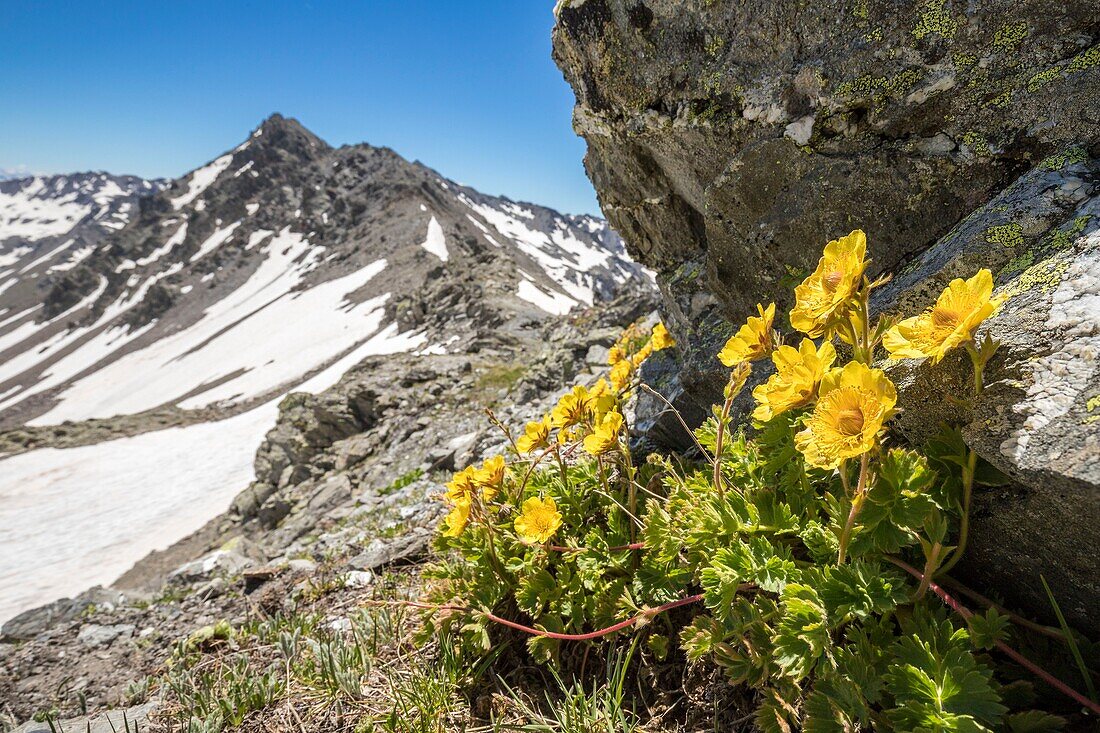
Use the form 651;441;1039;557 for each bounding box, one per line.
421;230;1094;731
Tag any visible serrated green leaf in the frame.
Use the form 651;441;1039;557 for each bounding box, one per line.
968;607;1011;651
516;567;557;617
804;673;869;732
800;520;840;564
774;583;829;680
1004;710;1067;732
886;611;1007;731
819;561;907;623
847;449;937;556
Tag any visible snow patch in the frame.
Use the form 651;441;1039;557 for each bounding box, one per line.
170;154;233;210
136;223;188;267
0;401;280;621
420;216;449;262
516;280;577;315
27;229;393;422
189;221;242;263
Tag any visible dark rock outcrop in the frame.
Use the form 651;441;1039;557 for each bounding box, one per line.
553;0;1100;625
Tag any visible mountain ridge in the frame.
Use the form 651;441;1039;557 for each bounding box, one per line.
0;114;653;431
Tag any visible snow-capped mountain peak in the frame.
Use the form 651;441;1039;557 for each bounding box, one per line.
0;116;653;429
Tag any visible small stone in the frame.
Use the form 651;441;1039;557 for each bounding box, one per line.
77;624;134;647
585;344;610;365
784;115;815;146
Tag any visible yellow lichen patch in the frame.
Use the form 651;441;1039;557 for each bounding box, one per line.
998;257;1070;300
953;52;978;69
1027;67;1062;93
1068;45;1100;73
962;131;991;156
993;22;1028;53
1040;147;1087;171
912;0;958;41
985;223;1024;249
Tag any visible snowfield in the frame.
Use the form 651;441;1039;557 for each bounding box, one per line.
0;402;278;622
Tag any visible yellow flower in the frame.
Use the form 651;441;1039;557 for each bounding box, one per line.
651;322;676;351
883;269;1004;364
790;230;869;337
631;341;654;367
444;466;478;504
795;361;897;469
752;339;837;422
607;344;626;366
514;496;563;544
473;455;505;500
610;358;634;392
446;463;498;504
835;306;864;347
583;410;623;456
718;303;776;366
551;385;592;429
516;416;551;453
588;378;617;419
441;498;471;537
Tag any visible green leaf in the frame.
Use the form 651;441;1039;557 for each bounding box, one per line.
848;448;936;556
515;567;557;617
754;682;802;733
1003;710;1067;732
525;615;562;665
800;520;840;564
640;498;683;565
886;611;1007;731
819;561;907;623
702;538;799;614
773;583;829;680
968;607;1011;651
804;673;869;732
647;633;669;661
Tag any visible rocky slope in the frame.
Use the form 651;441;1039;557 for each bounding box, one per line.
0;292;657;727
552;1;1099;626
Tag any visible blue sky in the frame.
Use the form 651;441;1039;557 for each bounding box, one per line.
0;1;601;215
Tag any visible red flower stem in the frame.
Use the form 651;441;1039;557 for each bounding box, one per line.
938;574;1065;641
886;556;1100;715
482;594;705;640
368;593;706;641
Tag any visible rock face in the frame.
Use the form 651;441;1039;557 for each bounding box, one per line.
552;0;1099;361
877;156;1099;628
553;1;1100;624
